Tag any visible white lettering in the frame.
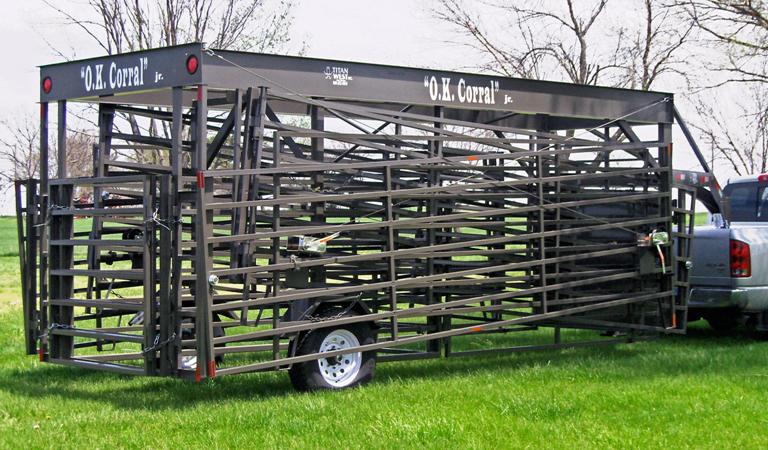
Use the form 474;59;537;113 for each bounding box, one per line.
109;62;117;88
95;64;104;90
428;76;439;101
85;58;147;92
84;65;92;92
441;77;451;101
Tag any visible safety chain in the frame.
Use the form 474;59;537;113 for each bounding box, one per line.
294;301;359;352
142;332;177;355
39;322;76;341
304;309;347;323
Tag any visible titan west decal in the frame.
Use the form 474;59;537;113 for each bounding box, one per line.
324;66;352;86
423;75;507;106
80;57;153;93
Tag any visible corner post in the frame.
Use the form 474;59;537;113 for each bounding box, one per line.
193;85;215;379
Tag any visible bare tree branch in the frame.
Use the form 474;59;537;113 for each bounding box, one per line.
433;0;689;89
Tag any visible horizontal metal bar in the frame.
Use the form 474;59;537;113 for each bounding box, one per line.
50;327;145;343
51;208;144;217
49;357;145;375
49;175;147;186
49;298;144;311
50;269;145;280
50;239;144;247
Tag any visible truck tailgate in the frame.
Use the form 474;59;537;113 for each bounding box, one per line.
690;226;731;287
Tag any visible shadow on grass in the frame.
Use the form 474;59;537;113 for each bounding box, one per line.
1;324;764;411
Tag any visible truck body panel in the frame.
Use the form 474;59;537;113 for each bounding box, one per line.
689;178;768;319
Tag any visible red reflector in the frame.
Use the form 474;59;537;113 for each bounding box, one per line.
42;77;52;94
758;174;768;183
38;348;44;361
186;55;199;75
699;175;709;184
675;173;685;181
196;171;205;189
730;239;751;278
208;360;216;378
195;365;202;383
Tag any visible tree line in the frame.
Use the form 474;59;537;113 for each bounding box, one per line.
1;0;766;184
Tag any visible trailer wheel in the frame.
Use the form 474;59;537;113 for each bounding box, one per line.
289;311;375;391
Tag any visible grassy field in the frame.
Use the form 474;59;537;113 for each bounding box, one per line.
1;214;767;449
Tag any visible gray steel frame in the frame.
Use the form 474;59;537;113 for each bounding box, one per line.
18;43;701;381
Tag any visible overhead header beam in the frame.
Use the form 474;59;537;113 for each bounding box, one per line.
39;42;673;124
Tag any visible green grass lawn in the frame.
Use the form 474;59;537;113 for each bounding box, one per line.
1;213;767;449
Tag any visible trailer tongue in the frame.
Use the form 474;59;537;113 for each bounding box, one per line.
16;43;708;390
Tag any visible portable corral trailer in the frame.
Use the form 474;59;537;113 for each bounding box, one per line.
16;43;702;390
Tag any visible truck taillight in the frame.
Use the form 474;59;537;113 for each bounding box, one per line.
730;239;751;278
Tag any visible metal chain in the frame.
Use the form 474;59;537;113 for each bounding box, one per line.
304;310;347;323
294;302;359;352
142;332;177;355
39;322;76;341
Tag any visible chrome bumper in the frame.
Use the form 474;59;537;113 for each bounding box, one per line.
689;286;768;311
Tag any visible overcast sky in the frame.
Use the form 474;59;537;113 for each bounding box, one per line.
0;0;475;214
0;0;466;118
0;0;723;214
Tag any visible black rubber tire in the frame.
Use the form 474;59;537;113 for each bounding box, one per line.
704;308;742;333
288;312;376;391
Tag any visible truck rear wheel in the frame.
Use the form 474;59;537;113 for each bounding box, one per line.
288;311;375;391
704;308;741;333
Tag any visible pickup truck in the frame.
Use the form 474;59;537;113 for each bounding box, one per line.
689;174;768;332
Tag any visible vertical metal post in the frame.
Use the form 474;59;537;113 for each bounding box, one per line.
57;101;67;178
158;175;173;375
310;105;326;291
659;119;674;328
235;88;254;256
271;131;282;360
87;104;114;311
143;176;158;375
230;89;242;268
536;116;549;314
426;106;442;354
169;87;184;370
384;166;398;342
49;101;74;361
38;102;49;359
193;84;215;379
